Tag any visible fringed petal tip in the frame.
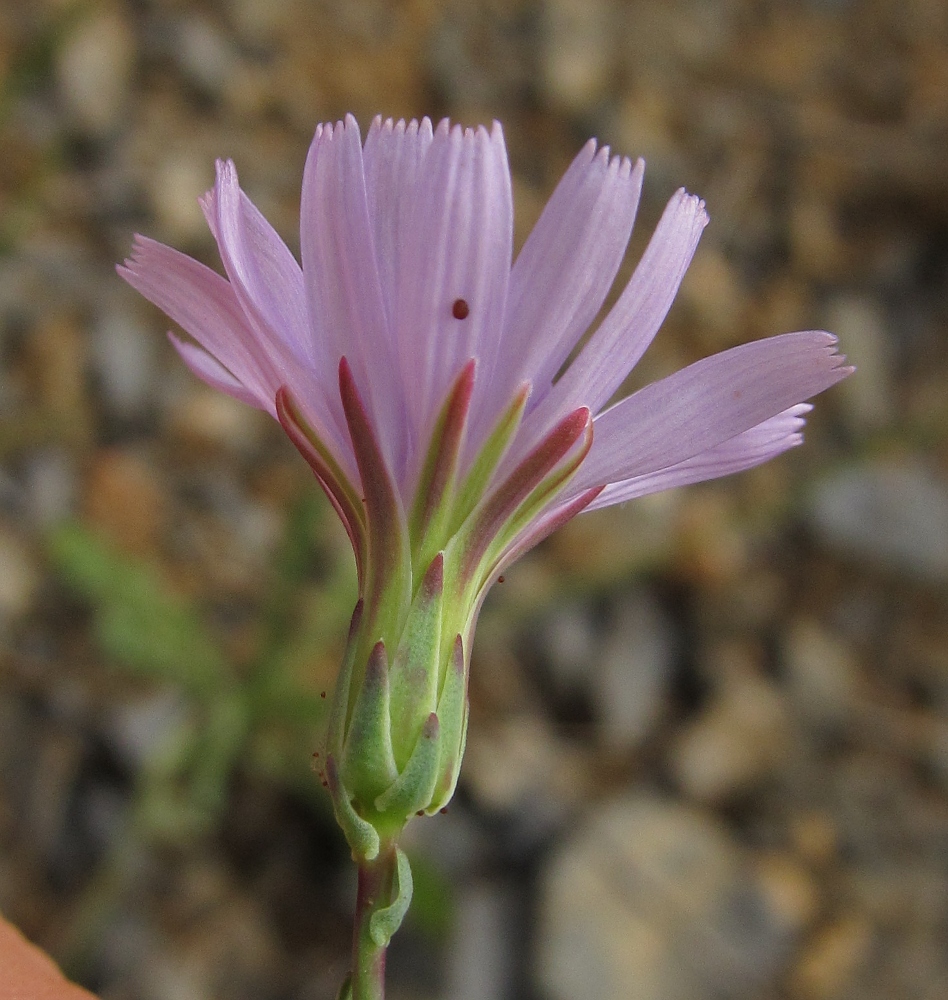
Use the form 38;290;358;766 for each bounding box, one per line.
116;233;154;275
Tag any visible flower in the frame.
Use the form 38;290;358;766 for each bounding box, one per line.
119;115;851;857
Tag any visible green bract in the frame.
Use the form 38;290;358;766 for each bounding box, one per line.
278;357;593;860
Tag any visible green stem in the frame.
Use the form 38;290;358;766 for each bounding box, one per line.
351;843;398;1000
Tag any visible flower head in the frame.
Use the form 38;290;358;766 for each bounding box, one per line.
119;115;851;855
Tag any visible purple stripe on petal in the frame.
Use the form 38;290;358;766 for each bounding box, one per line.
392;120;512;452
301;116;404;474
208;160;311;365
504;187;708;472
570;332;852;494
118;236;275;402
497;144;644;414
584;404;811;509
363;116;435;325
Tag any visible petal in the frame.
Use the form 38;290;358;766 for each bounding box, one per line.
556;188;709;414
206;161;311;365
505;188;708;470
168;333;266;411
392;120;513;450
568;331;853;494
499;143;644;411
118;236;275;403
583;404;812;509
301;116;403;473
362;116;435;323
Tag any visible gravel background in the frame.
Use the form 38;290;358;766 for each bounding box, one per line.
2;2;948;999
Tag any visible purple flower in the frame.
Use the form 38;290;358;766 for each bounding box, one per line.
119;115;851;854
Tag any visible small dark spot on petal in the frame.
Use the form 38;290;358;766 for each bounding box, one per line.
440;807;449;814
497;575;505;583
416;810;425;817
320;691;326;698
452;298;470;320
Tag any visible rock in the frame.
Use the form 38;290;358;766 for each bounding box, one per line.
754;852;820;937
173;15;240;100
166;383;266;454
82;448;167;557
823;295;895;434
56;9;136;137
91;306;159;421
21;449;77;527
539;598;600;696
593;590;675;754
462;713;588;845
678;243;750;348
669;670;788;804
443;881;518;1000
149;154;215;244
0;524;39;620
791;917;873;1000
781;618;861;732
536;794;793;1000
540;0;617;113
807;461;948;582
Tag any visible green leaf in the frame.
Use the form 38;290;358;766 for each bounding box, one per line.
369;848;413;947
48;522;228;695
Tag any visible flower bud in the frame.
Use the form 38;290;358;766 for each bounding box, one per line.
320;553;470;861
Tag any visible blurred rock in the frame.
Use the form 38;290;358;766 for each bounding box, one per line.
670;669;788;804
149;153;215;244
463;713;588;844
541;0;617;112
0;524;40;629
539;598;600;696
536;794;793;1000
791;917;873;1000
173;15;240;100
56;9;136;137
593;590;675;754
782;618;861;732
807;460;948;582
442;881;517;1000
82;448;167;556
21;448;77;527
754;852;820;937
91;306;159;421
167;383;266;453
824;294;895;433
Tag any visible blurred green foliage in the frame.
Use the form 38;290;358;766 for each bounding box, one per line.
48;489;356;840
47;488;454;948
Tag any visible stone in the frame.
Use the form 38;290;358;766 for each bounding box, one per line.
538;598;600;696
82;448;167;556
593;589;675;754
56;9;136;137
669;671;788;804
807;460;948;582
462;712;588;845
823;294;895;434
443;881;518;1000
91;306;159;420
22;449;77;527
781;618;861;732
149;154;215;244
536;794;793;1000
0;525;40;629
791;917;873;1000
540;0;617;113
